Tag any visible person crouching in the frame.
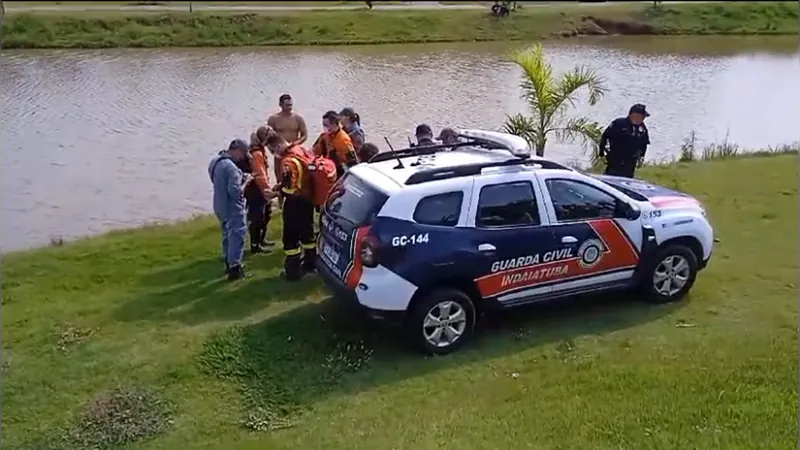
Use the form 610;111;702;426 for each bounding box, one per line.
265;134;317;281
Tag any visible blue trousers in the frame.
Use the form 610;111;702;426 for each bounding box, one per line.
217;211;246;267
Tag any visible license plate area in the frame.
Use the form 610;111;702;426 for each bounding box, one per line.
321;241;340;266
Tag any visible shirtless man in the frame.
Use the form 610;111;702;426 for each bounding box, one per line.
267;94;308;182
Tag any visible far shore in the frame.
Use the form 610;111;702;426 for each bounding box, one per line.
2;2;797;49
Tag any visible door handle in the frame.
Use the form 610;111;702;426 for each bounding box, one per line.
478;243;497;252
561;236;578;244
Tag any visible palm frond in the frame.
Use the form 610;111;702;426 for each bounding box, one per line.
552;116;604;163
502;113;539;148
508;44;555;119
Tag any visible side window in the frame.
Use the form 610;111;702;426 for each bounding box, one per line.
476;181;540;227
413;192;463;227
546;178;618;222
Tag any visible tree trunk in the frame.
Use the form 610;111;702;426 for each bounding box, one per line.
535;138;546;157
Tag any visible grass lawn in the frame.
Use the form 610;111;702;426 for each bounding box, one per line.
2;153;797;450
1;1;797;48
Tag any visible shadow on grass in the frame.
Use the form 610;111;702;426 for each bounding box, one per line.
114;252;322;325
198;291;685;430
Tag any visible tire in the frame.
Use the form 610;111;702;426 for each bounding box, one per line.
640;244;698;304
406;288;476;355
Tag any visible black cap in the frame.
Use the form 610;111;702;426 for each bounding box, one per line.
629;103;650;117
415;123;433;137
228;139;248;151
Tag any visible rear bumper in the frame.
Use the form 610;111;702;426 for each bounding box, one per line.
315;257;406;326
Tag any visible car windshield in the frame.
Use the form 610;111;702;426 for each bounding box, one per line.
324;173;389;226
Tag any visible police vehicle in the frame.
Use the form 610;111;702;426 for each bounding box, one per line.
316;129;714;355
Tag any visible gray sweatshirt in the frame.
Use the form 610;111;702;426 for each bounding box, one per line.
208;153;245;219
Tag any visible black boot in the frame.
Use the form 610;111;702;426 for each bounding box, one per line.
281;254;303;281
224;261;230;275
301;247;317;274
227;264;247;281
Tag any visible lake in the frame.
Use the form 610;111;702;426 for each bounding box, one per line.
1;36;797;251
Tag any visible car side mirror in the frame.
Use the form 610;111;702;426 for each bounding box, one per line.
615;201;641;221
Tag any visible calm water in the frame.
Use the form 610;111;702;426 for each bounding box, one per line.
1;37;798;251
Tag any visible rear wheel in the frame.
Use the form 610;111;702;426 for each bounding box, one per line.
407;288;476;355
641;244;698;303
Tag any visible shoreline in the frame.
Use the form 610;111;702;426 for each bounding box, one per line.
4;148;796;256
2;2;797;49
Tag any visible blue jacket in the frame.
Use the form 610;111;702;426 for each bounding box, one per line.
208;152;245;219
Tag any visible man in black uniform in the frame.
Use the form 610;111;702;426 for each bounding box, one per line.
599;104;651;178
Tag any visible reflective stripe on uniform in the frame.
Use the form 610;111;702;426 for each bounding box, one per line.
285;247;302;256
290;158;304;189
301;242;316;250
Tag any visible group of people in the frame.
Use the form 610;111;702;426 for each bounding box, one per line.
209;93;650;282
208;93;458;282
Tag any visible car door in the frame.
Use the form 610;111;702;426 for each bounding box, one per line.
465;172;563;307
536;173;643;296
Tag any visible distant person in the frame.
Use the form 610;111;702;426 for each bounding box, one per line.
599;103;651;178
209;139;272;280
312;110;359;178
339;107;366;153
366;1;373;9
238;127;275;254
359;142;380;163
414;123;436;147
265;134;317;281
437;127;460;145
267;94;308;182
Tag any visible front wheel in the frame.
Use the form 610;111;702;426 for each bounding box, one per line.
641;244;698;303
407;288;476;355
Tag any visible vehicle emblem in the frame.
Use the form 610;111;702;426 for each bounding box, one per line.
577;239;604;269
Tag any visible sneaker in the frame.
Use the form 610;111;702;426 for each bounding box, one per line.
250;245;271;255
261;240;276;247
227;265;248;281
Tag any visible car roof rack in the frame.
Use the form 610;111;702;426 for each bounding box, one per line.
368;139;508;164
404;157;571;185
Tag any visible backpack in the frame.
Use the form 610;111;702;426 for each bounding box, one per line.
286;146;338;207
307;154;338;207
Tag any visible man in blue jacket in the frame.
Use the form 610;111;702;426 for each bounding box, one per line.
209;139;276;280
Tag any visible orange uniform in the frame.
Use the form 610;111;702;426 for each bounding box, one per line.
248;144;271;196
312;128;359;171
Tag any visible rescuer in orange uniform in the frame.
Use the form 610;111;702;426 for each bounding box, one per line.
240;126;276;253
312;110;359;178
265;134;317;281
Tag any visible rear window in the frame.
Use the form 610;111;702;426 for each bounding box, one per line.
324;173;389;226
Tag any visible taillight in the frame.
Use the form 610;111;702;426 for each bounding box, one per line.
360;236;381;268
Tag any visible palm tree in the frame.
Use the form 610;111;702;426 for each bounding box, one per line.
502;43;607;158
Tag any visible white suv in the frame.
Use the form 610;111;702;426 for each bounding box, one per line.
316;129;714;355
